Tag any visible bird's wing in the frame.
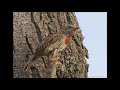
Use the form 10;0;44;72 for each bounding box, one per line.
35;32;62;55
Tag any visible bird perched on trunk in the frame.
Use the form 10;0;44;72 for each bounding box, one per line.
23;25;79;71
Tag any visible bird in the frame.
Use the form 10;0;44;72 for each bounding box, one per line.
23;25;79;70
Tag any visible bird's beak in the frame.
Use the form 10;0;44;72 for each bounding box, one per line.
74;27;79;30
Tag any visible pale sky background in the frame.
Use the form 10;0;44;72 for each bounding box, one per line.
75;12;107;78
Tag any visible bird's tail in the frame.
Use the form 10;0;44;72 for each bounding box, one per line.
23;54;37;71
23;59;32;71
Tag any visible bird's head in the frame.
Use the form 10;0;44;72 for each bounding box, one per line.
61;25;79;45
62;25;79;36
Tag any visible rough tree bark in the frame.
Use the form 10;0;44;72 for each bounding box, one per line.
13;12;89;78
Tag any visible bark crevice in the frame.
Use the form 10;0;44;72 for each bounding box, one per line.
31;12;42;43
25;34;33;54
72;36;80;46
66;12;72;24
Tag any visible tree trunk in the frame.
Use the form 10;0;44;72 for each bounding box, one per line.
13;12;89;78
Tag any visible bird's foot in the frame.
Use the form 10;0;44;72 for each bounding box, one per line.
49;49;59;63
48;49;59;78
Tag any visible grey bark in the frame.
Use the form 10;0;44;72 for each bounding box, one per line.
13;12;89;78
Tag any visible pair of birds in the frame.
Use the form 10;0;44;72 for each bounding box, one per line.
24;25;79;70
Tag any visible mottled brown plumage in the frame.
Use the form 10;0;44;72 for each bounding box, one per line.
31;32;63;61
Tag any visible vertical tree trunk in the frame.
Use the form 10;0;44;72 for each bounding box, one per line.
13;12;89;78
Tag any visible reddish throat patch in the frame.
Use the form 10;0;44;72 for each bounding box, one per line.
64;32;74;45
